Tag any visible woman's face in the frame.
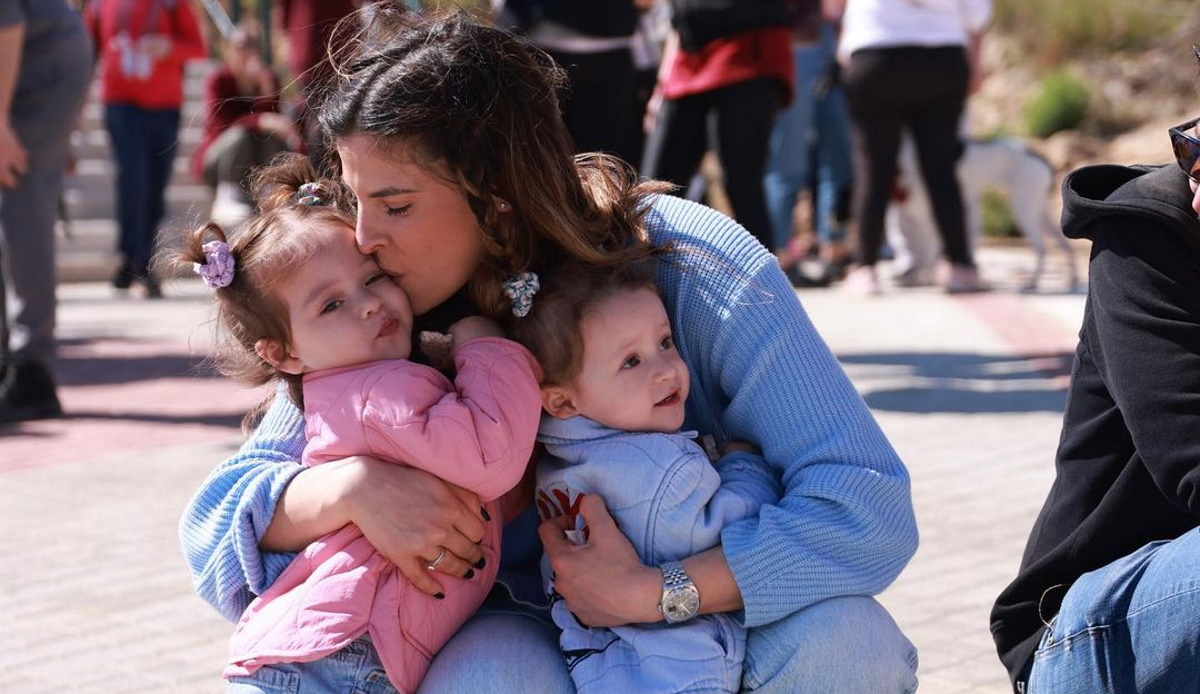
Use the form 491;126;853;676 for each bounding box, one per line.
337;134;486;316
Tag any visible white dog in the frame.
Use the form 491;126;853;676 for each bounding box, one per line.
886;135;1081;292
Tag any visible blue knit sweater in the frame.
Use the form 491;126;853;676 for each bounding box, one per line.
179;194;918;626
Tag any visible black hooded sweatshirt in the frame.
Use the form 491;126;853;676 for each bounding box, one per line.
991;163;1200;689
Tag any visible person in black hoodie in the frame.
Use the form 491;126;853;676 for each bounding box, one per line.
991;96;1200;692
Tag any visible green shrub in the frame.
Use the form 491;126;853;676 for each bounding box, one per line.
979;189;1020;239
1024;71;1090;138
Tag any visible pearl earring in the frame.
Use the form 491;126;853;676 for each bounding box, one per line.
497;200;510;212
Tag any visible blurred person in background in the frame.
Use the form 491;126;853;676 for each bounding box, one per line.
764;1;854;287
831;0;990;295
639;0;794;250
194;20;297;227
273;0;359;173
85;0;206;298
0;0;92;423
498;0;653;168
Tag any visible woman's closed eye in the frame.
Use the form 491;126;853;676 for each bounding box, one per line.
384;202;412;217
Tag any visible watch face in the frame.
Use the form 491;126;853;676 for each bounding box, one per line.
663;586;700;623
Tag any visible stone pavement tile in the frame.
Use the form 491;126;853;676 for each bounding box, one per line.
801;274;1080;694
0;443;236;693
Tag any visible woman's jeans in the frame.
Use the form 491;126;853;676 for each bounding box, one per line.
425;593;917;693
1025;529;1200;694
103;104;180;275
224;593;917;693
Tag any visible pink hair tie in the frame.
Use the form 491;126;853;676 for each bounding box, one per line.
194;240;235;289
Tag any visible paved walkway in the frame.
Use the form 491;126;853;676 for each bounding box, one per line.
0;246;1084;693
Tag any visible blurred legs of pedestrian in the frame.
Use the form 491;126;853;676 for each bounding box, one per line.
202;125;289;227
765;23;853;288
0;33;92;423
547;46;642;167
104;104;180;298
843;45;984;294
643;78;779;249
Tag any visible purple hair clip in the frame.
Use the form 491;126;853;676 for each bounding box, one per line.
194;240;235;289
502;271;540;318
296;181;328;206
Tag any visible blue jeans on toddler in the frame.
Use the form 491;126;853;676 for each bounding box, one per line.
1025;528;1200;694
225;637;397;694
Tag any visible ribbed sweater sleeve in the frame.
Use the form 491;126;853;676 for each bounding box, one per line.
178;391;307;623
646;195;918;628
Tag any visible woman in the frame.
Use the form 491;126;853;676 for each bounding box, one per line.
194;22;297;227
991;108;1200;691
640;0;793;251
180;5;919;692
85;0;206;297
830;0;990;295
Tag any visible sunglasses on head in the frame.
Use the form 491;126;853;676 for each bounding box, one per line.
1169;115;1200;182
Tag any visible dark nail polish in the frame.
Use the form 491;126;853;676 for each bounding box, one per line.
463;569;475;579
473;557;486;570
481;506;491;521
434;592;445;600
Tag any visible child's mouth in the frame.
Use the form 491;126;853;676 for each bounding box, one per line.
656;392;680;407
378;317;399;337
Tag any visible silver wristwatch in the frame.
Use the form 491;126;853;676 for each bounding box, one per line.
658;560;700;624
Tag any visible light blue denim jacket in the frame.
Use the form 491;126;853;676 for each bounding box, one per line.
535;414;781;693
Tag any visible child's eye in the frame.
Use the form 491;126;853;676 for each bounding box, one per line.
660;335;674;351
621;355;641;369
384;203;411;217
320;299;343;315
366;272;388;286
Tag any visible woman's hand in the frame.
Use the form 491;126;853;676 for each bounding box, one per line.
539;494;663;627
263;456;488;597
0;120;28;189
448;315;503;346
341;458;488;596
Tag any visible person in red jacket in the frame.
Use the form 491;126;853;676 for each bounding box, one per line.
85;0;206;297
194;22;297;227
640;2;794;251
273;0;359;172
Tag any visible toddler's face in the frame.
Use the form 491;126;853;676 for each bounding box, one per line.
272;220;414;374
556;287;689;433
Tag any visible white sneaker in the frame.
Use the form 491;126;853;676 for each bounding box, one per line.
211;182;253;228
842;265;881;296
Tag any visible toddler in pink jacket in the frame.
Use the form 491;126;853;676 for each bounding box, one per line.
176;155;541;693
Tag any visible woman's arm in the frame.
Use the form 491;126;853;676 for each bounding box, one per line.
181;391;491;620
178;394;308;622
542;496;743;626
1087;220;1200;511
